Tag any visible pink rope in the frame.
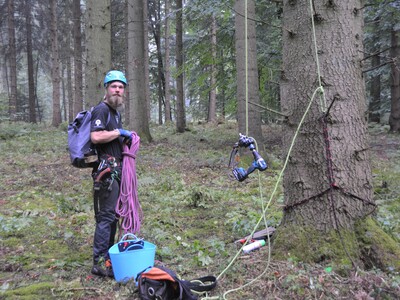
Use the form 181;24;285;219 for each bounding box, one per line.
116;132;143;234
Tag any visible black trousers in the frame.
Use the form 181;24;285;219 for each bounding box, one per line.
93;178;119;264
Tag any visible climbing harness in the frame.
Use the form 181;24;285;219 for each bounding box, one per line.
116;132;142;235
228;133;268;182
92;155;121;191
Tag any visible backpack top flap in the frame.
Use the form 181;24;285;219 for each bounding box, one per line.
140;267;176;282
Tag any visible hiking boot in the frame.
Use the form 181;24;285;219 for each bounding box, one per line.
91;259;114;278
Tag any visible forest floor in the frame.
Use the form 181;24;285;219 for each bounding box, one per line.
0;121;399;300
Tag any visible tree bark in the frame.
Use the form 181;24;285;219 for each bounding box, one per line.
234;0;263;143
25;0;36;123
164;0;172;123
126;0;152;142
207;15;217;123
7;0;18;121
389;27;400;132
143;0;151;123
50;0;61;126
275;0;399;270
149;0;164;125
368;18;381;123
73;0;83;118
85;0;111;107
66;52;73;122
175;0;186;132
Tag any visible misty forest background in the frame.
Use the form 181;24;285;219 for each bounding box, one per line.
2;0;398;131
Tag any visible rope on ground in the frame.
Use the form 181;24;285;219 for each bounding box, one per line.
116;132;143;235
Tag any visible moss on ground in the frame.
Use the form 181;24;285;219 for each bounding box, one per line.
2;281;56;299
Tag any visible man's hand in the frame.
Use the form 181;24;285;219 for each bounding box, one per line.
118;129;132;139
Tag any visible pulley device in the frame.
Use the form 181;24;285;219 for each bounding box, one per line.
228;134;268;182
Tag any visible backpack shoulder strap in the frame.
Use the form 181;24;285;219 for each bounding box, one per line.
183;275;217;293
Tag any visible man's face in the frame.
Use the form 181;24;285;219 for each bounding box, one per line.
105;81;125;109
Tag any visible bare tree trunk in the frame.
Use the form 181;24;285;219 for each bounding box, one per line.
126;0;152;142
67;55;73;122
26;0;36;123
234;0;263;143
368;18;381;123
50;0;61;126
7;0;18;121
61;66;67;121
275;0;399;270
207;15;217;123
73;0;83;117
149;0;165;125
175;0;186;132
389;27;400;132
219;48;226;118
124;1;130;123
164;0;172;123
34;56;42;122
86;0;111;107
143;0;151;122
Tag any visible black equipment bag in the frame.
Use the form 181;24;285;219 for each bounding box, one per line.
137;265;217;300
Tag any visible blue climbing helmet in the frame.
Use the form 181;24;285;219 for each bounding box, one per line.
104;70;127;87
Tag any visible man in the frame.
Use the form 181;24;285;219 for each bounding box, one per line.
90;70;132;277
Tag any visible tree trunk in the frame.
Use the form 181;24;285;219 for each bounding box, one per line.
67;54;73;122
234;0;263;143
34;56;42;122
73;0;83;118
368;18;381;123
7;0;18;121
25;0;36;123
175;0;186;132
143;0;151;123
275;0;400;271
157;0;164;125
207;15;217;123
164;0;172;123
61;66;67;121
219;48;226;118
126;0;152;142
149;0;164;125
85;0;111;107
50;0;61;127
389;27;400;132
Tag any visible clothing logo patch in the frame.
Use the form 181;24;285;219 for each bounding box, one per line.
95;119;102;127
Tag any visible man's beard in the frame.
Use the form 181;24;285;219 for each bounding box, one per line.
107;94;124;109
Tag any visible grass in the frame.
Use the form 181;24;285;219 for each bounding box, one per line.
0;121;399;299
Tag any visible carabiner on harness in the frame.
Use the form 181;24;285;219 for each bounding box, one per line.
228;133;268;182
93;155;121;191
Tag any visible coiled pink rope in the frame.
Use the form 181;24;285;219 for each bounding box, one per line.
116;132;143;234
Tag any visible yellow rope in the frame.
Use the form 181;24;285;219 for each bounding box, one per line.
205;2;327;299
309;0;326;113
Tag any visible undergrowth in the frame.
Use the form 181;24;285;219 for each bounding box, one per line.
0;121;399;299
